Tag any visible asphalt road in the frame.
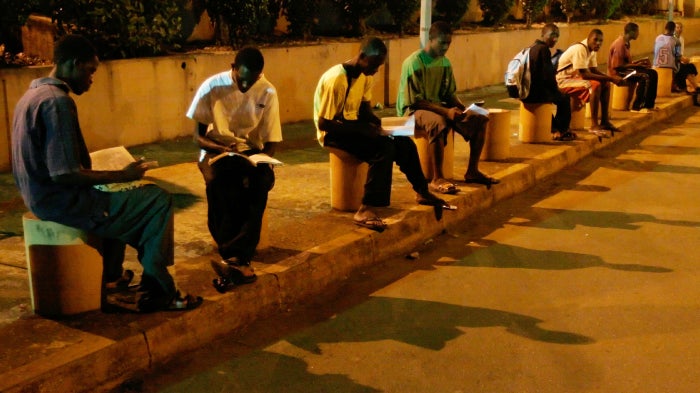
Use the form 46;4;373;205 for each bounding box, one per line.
115;106;700;393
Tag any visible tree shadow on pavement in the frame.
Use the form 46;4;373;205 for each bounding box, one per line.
286;296;594;355
151;350;381;393
452;240;672;273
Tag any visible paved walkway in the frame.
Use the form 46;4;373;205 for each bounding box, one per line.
0;83;696;392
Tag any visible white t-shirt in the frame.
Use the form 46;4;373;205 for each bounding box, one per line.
187;70;282;151
653;34;680;70
556;40;596;83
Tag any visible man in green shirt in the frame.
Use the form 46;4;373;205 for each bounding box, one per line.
397;21;499;193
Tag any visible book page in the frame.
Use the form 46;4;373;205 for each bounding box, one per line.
248;153;283;166
381;115;415;136
89;146;154;192
90;146;135;171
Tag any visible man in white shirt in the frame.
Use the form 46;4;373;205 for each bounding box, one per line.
187;46;282;285
557;29;624;134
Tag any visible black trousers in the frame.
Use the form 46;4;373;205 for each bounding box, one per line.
551;91;571;133
625;68;658;110
323;128;428;207
674;63;698;90
198;152;274;262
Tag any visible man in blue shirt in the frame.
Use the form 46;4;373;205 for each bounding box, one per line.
12;34;201;312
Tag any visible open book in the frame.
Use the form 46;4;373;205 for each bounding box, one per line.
208;151;283;167
89;146;156;192
381;115;415;136
464;103;490;117
622;70;637;80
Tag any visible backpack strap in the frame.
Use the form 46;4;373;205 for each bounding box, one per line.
556;42;587;74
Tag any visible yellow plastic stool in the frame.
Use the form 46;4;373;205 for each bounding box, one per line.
328;147;368;212
570;98;586;130
611;84;631;111
519;102;553;142
22;212;103;316
654;67;673;97
480;108;510;160
412;130;454;180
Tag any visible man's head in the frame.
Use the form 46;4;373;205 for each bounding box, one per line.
541;23;560;48
675;21;684;37
426;21;452;58
357;37;387;76
52;34;99;95
665;21;676;35
232;46;264;92
624;22;639;40
586;29;604;52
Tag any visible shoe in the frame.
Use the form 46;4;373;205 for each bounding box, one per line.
104;269;134;292
137;289;203;313
630;108;652;114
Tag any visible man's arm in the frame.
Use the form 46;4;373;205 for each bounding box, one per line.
581;67;623;85
194;122;232;153
52;162;148;186
317;116;382;139
262;141;278;157
411;98;465;122
358;101;381;126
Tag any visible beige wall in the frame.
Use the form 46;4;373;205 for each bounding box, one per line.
2;18;699;171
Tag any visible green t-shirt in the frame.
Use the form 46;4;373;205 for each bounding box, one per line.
396;49;457;116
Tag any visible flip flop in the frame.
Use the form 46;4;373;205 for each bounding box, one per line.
552;131;577;141
428;180;459;194
415;192;451;208
463;174;500;189
600;123;621;136
353;217;386;232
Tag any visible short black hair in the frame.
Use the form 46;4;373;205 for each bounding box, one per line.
542;23;559;36
665;21;676;33
233;46;264;73
624;22;639;35
429;21;452;39
361;37;387;57
588;28;604;38
53;34;97;65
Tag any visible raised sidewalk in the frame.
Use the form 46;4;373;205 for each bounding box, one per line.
0;85;696;392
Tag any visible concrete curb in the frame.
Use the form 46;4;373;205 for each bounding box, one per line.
1;95;692;393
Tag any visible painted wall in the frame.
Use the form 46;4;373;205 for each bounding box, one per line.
1;18;699;171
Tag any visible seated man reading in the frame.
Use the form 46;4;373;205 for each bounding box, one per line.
397;21;499;194
314;37;445;232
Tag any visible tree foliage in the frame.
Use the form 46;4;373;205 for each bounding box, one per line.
282;0;320;39
385;0;420;37
334;0;383;36
434;0;469;29
47;0;183;60
205;0;270;47
479;0;516;26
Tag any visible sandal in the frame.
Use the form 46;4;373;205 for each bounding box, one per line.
599;123;620;136
428;179;459;194
415;191;447;207
552;131;577;141
463;173;500;189
353;216;386;232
